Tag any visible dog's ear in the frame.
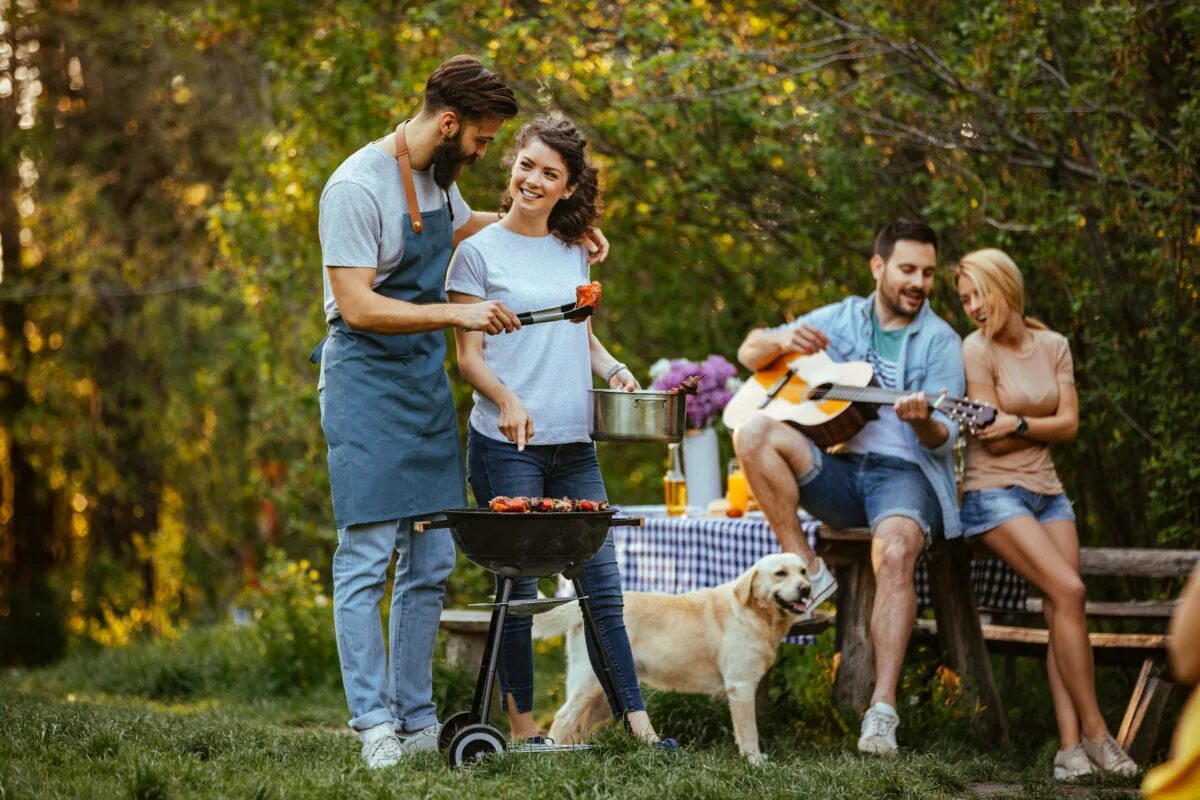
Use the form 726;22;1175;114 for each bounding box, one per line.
733;565;759;606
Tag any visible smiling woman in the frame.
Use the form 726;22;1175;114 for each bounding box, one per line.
954;248;1138;780
443;114;674;751
497;116;602;245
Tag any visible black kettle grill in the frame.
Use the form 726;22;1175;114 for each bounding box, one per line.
415;508;643;767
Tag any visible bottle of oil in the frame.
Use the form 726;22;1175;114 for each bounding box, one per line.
664;442;687;517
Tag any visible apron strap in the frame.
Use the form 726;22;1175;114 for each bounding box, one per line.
394;121;424;235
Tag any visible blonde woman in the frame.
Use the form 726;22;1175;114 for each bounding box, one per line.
955;249;1137;780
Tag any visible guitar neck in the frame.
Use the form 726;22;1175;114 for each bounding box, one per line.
818;385;929;405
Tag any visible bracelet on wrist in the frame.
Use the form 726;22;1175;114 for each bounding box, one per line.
605;362;627;382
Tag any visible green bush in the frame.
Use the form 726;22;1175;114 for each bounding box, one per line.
765;630;856;745
242;550;340;695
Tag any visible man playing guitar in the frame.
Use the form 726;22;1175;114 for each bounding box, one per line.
730;219;965;756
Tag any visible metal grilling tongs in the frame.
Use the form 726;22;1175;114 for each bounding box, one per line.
514;301;595;326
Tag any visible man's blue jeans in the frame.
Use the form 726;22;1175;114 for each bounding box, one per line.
331;517;455;734
466;427;646;716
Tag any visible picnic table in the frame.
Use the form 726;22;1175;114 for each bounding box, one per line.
598;504;1025;730
599;506;1024;615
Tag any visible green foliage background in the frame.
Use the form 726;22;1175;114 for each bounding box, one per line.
1;0;1197;661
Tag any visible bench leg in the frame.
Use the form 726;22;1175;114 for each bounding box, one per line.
926;543;1009;745
1117;655;1175;766
832;557;875;711
444;630;488;674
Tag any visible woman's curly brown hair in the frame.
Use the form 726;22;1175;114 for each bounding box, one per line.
499;115;602;245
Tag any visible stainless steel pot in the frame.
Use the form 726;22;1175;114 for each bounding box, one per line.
589;389;686;444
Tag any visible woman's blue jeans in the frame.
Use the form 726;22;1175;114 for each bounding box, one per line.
466;427;646;716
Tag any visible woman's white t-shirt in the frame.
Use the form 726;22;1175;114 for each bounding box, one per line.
446;224;592;444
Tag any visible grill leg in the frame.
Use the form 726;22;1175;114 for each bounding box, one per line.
471;573;515;725
569;575;630;729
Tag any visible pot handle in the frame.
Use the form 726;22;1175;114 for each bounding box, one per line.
413;517;453;533
609;516;644;528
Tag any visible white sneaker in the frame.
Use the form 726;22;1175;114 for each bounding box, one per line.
398;723;441;754
857;702;899;755
1053;744;1095;780
1081;734;1138;776
509;735;557;752
359;723;403;769
805;558;838;619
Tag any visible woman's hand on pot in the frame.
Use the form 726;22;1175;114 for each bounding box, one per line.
498;400;534;450
608;367;640;392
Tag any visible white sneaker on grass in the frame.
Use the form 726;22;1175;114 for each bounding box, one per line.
398;723;441;754
857;702;899;756
509;735;557;752
359;723;403;769
1053;744;1095;780
805;557;838;619
1081;734;1138;776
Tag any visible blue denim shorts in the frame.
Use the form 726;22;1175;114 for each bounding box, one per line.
959;485;1075;538
795;444;943;541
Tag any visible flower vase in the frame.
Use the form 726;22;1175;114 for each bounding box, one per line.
682;426;722;510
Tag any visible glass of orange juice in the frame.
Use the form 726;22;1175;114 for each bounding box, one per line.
726;458;749;517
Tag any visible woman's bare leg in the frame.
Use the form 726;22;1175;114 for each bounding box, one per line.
507;693;540;739
982;516;1109;742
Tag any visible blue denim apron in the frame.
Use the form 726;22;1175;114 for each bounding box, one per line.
313;202;466;528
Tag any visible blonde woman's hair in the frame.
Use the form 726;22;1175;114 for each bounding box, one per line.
953;248;1047;339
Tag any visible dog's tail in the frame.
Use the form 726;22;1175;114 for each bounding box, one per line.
532;600;583;640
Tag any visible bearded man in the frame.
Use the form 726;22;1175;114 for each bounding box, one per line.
730;219;964;757
312;55;608;768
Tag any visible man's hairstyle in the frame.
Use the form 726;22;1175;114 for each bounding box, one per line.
423;55;518;123
873;219;938;263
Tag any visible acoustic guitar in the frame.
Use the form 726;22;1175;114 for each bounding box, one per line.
721;350;995;449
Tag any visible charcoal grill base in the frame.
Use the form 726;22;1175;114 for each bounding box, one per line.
440;575;629;767
416;509;642;766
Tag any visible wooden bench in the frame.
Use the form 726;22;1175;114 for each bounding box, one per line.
442;606;832;672
817;525;1198;762
967;544;1192;764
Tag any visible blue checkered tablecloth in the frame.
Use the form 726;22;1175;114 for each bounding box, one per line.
610;506;820;595
559;506;1027;622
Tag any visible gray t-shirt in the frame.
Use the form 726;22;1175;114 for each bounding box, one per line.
318;142;472;322
445;225;592;445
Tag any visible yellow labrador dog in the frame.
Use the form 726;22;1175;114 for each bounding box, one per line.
536;552;811;764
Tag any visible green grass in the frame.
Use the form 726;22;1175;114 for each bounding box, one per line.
0;621;1147;799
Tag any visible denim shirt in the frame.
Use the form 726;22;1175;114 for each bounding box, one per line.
774;293;966;539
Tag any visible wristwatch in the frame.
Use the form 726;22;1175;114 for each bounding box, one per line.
1013;416;1029;438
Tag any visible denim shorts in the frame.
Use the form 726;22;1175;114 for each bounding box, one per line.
960;485;1076;538
795;444;943;541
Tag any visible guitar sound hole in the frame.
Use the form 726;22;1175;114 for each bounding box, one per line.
809;383;833;401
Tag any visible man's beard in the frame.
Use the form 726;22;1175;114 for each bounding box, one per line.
431;132;476;190
881;282;925;320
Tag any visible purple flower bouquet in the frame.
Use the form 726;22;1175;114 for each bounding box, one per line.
649;354;743;429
